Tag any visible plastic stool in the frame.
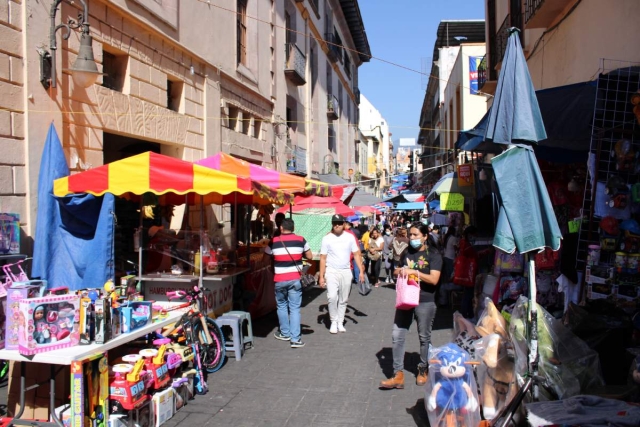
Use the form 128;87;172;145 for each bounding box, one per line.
214;316;243;361
223;310;254;349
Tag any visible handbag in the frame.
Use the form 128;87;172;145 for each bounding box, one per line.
358;274;372;296
395;270;420;310
368;241;382;261
281;242;316;289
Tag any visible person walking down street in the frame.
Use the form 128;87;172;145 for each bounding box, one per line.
263;218;312;348
427;224;442;252
360;224;371;274
319;214;365;334
391;228;409;283
380;223;442;389
382;226;395;284
367;228;384;287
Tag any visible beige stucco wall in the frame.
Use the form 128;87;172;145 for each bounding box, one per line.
525;0;640;89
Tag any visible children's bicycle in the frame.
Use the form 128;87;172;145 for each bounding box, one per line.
160;286;226;376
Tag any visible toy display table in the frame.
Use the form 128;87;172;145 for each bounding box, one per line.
142;268;249;317
0;310;182;426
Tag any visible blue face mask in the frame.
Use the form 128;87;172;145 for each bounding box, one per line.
410;239;423;249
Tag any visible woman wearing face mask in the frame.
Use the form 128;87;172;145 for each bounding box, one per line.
382;226;395;284
380;223;442;389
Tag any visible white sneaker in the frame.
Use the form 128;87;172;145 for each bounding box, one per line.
337;323;346;333
330;322;338;334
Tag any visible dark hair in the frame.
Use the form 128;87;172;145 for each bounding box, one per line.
281;218;294;232
431;225;441;231
410;223;430;237
275;212;286;222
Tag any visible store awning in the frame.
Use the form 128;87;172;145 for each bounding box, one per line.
456;81;596;160
53;151;293;205
348;191;382;206
394;202;425;211
197;152;332;197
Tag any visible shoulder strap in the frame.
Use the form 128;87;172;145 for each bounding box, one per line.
280;238;304;276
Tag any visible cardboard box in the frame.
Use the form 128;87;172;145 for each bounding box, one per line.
94;299;111;344
18;294;80;355
151;388;175;427
7;362;70;419
0;213;20;254
616;284;640;301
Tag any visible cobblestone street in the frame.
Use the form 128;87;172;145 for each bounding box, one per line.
165;284;454;427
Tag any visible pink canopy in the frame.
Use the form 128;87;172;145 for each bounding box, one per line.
277;195;355;216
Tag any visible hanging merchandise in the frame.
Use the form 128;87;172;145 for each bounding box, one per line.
494;250;525;274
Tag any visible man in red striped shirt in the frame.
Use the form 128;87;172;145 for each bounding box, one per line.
263;218;312;348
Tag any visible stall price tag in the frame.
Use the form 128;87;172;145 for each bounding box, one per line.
440;193;464;211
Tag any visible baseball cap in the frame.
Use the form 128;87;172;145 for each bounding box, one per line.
331;214;346;223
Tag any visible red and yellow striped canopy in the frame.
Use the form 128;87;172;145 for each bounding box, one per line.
53;152;293;205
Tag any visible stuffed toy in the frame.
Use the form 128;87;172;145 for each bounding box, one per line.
426;343;480;427
474;299;516;420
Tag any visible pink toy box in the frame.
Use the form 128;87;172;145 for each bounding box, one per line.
18;294;80;355
5;280;47;350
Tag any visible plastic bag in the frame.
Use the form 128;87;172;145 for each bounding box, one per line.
473;334;517;420
425;343;481;427
358;275;371;296
508;296;605;400
452;311;481;359
395;271;419;310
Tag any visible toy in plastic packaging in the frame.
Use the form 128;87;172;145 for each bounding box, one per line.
508;296;605;400
473;333;516;420
425;343;481;427
452;311;481;359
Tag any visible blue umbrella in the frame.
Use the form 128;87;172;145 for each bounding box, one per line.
486;29;547;145
486;29;560;405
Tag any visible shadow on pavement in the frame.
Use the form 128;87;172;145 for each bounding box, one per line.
376;347;421;379
433;306;454;331
406;398;429;427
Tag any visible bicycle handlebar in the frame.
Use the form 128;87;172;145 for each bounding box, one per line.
167;290;186;300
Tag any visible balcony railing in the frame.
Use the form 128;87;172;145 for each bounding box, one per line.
495;14;510;66
325;33;342;63
525;0;572;28
285;43;306;86
327;94;340;120
354;87;360;105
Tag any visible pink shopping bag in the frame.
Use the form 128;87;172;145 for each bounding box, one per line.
395;271;420;310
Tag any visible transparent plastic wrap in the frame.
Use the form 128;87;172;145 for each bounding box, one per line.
452;311;481;358
425;343;481;427
509;296;605;400
474;299;517;420
473;333;517;420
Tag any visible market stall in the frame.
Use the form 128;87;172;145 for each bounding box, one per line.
53;151;295;318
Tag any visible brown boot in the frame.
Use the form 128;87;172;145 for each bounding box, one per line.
416;365;428;386
379;371;404;389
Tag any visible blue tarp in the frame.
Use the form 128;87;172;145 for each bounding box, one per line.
394;202;425;211
32;124;115;290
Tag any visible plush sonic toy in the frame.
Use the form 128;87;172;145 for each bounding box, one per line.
427;343;478;414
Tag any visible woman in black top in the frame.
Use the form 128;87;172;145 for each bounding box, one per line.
379;223;442;390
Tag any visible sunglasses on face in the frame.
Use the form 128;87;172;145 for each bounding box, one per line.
332;222;345;227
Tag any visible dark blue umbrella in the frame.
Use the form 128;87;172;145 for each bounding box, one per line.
486;29;547;145
485;28;560;407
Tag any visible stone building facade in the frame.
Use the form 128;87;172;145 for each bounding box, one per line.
0;0;369;250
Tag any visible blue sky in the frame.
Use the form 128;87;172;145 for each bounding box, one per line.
358;1;485;144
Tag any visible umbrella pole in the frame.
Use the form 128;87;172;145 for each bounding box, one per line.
199;195;204;289
138;199;143;281
528;255;539;402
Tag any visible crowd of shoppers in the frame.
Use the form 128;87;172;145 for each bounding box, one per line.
263;210;483;392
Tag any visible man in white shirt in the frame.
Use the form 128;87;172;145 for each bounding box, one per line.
319;214;365;334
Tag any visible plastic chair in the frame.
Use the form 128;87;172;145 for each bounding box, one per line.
214;316;243;361
223;310;254;349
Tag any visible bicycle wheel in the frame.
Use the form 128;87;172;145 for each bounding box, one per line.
193;317;226;373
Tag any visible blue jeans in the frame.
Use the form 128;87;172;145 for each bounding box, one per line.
275;279;302;342
352;260;360;283
391;301;437;373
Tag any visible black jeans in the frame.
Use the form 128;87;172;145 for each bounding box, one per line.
391;301;437;373
369;257;382;284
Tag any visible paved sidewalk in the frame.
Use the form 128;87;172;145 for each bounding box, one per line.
166;284;454;427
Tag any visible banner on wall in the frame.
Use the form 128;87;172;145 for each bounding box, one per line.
469;56;482;95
